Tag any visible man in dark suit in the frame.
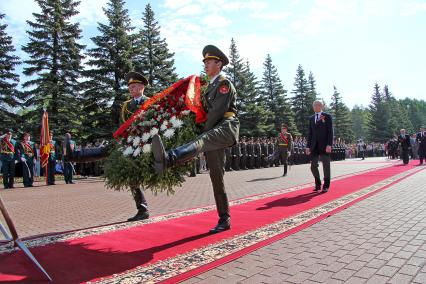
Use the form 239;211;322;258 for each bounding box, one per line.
398;129;411;165
416;126;426;165
306;100;333;193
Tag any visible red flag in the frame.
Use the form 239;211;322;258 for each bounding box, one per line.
40;110;50;169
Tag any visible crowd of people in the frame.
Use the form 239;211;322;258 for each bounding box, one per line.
187;135;347;177
2;127;425;190
4;127;425;190
0;129;105;189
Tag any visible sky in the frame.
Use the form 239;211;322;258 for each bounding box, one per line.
1;0;425;109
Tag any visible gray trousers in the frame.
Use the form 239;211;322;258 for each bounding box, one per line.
310;153;331;186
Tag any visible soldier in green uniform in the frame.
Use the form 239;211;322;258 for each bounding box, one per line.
254;138;261;168
47;131;60;185
247;137;254;169
63;133;76;184
261;137;269;168
18;132;37;187
120;71;151;221
152;45;239;234
239;136;248;170
1;130;18;189
63;71;151;221
277;124;293;177
231;141;240;170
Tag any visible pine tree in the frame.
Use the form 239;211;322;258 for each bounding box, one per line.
259;54;297;136
223;39;268;136
307;71;318;105
224;39;246;107
383;85;413;135
351;105;369;141
402;98;426;131
0;13;21;130
21;0;85;137
367;83;392;141
133;4;178;94
329;86;354;142
81;0;134;141
291;65;311;137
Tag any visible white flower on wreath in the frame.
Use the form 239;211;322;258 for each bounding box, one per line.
127;136;134;143
142;143;152;153
163;128;175;139
133;147;141;157
141;132;151;143
132;136;141;147
160;121;168;131
181;110;191;115
123;146;133;156
150;127;159;136
170;116;183;128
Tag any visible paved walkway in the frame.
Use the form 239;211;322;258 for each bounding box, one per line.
1;158;394;239
183;166;426;284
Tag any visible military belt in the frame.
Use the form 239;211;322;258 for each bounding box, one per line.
1;151;14;154
224;111;236;118
279;144;288;146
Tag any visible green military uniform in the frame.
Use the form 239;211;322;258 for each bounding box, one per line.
1;134;17;189
231;142;241;170
152;45;240;234
63;139;76;184
121;71;150;221
47;140;59;185
277;131;293;176
18;139;37;187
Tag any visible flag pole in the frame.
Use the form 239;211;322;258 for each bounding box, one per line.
41;108;50;186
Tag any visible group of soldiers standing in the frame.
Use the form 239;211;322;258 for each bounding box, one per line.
0;129;76;189
188;125;347;177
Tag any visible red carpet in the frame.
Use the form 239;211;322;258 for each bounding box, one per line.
0;162;423;283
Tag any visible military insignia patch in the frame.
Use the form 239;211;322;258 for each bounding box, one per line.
219;85;229;94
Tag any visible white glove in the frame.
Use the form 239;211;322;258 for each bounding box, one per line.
21;157;26;162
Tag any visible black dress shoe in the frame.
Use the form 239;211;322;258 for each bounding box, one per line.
282;173;287;177
313;185;321;192
127;211;149;222
322;186;329;193
209;218;231;234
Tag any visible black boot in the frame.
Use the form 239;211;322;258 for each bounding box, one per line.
209;193;231;234
313;178;321;191
127;188;149;221
127;209;149;221
322;178;330;193
152;134;198;175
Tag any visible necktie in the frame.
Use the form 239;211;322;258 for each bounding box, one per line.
316;114;319;123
